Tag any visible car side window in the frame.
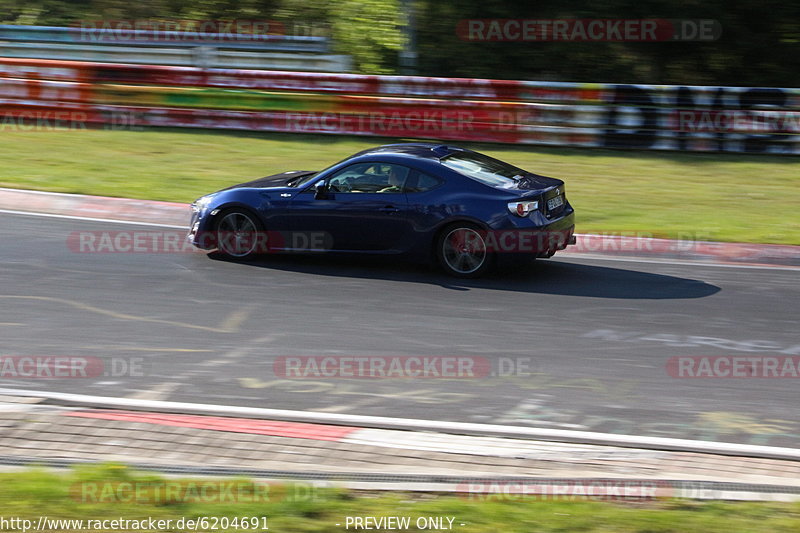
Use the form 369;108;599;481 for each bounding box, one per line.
405;171;444;193
325;162;411;194
370;163;410;194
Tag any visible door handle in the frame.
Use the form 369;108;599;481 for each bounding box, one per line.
379;205;400;213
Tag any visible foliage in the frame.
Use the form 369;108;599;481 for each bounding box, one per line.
0;0;797;83
2;466;800;532
413;0;800;85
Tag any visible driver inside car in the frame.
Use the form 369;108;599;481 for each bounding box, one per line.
378;168;404;193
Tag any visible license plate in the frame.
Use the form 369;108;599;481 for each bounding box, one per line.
547;195;563;210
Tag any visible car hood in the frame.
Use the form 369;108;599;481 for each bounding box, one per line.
220;170;317;191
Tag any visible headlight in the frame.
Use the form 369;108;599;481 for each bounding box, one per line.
192;195;214;212
507;200;538;217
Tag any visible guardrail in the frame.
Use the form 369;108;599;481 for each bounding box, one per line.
0;25;349;71
0;25;329;52
0;57;797;153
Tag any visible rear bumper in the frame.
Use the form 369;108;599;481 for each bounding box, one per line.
489;208;576;257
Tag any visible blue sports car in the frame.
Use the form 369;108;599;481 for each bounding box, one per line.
188;143;575;277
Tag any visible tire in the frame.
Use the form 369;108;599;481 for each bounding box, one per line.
435;223;494;278
214;208;266;259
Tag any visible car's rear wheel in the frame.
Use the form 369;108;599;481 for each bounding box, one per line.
436;223;493;278
214;208;265;258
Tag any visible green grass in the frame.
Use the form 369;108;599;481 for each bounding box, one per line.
2;465;800;532
1;128;798;244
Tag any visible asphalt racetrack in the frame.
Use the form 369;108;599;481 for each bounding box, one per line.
1;212;799;447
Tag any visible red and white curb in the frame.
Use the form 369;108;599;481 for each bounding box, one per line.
66;410;359;441
0;187;187;227
563;234;800;267
64;408;665;461
4;388;800;462
2;187;798;267
5;392;800;500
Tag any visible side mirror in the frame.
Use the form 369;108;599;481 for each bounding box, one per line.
313;180;329;200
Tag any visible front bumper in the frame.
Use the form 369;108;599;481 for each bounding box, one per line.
187;203;215;250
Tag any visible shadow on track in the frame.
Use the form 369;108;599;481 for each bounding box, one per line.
208;253;720;300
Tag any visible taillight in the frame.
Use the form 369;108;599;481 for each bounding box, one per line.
507;200;538;217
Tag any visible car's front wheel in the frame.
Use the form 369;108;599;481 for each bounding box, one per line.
436;223;493;278
214;208;266;258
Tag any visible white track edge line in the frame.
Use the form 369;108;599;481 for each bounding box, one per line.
0;209;187;229
2;388;799;460
555;253;800;271
0;187;185;205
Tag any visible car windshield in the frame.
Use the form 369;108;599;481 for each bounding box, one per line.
440;152;525;188
291;151;367;188
289;172;319;188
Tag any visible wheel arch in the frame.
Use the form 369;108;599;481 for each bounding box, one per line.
428;216;492;261
207;202;264;231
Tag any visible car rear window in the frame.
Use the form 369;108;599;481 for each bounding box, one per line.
440;152;524;188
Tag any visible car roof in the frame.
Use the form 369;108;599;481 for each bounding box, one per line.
351;143;469;161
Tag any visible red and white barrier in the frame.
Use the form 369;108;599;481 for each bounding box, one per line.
0;57;797;153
